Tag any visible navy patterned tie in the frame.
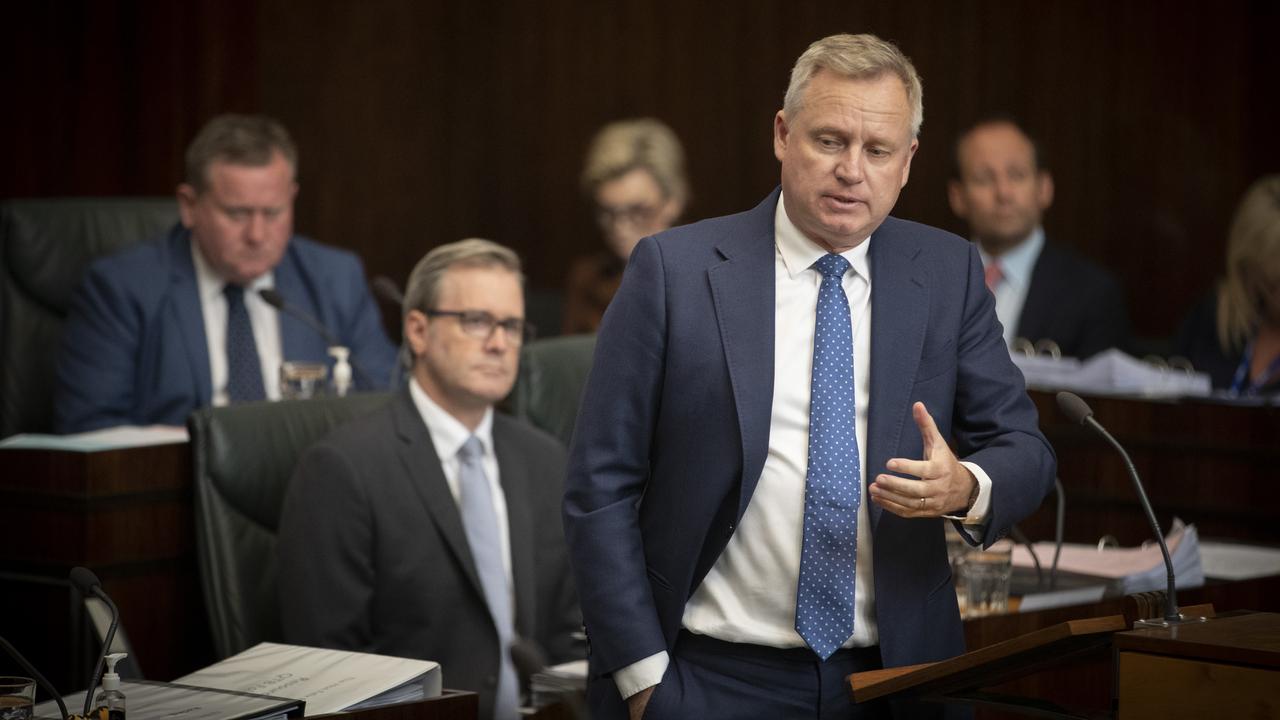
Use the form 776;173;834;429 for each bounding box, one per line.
224;284;266;403
795;253;860;660
458;437;519;719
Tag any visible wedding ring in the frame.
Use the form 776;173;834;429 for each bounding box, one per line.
919;497;926;510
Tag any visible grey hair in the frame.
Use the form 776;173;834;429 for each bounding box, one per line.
402;238;524;318
783;33;924;138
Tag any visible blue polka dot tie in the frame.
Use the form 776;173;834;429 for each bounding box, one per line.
224;284;266;403
796;253;860;661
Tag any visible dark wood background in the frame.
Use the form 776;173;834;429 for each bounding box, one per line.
5;0;1278;339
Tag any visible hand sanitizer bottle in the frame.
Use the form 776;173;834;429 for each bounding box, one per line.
328;346;353;397
93;652;127;720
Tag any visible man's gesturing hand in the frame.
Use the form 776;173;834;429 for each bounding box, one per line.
869;401;975;517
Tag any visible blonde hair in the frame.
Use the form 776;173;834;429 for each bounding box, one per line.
783;33;924;138
580;118;689;203
1217;175;1280;351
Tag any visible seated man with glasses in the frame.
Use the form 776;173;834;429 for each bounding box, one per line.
278;238;582;720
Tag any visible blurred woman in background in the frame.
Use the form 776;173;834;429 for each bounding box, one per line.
562;118;688;334
1176;175;1280;395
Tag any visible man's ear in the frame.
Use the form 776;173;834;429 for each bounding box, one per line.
1036;170;1055;211
773;111;790;163
947;179;969;219
403;309;429;358
176;183;198;228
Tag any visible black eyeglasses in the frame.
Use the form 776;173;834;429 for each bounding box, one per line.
425;309;535;344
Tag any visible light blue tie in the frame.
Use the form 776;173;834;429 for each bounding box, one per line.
795;253;861;661
458;436;519;719
224;284;266;402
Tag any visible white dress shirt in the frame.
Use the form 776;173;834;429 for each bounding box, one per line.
190;240;283;404
977;227;1044;348
613;196;993;700
408;377;514;587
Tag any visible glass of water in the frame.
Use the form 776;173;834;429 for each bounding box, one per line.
279;362;328;400
0;677;34;720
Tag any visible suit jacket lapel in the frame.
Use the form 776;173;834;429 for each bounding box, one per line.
391;391;486;599
166;228;212;407
707;190;779;520
274;246;329;363
867;219;930;529
493;420;537;638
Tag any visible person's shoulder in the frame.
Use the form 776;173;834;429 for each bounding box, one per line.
493;412;567;459
85;225;183;278
649;189;780;258
286;235;365;272
876;216;972;262
1037;240;1121;288
304;396;398;460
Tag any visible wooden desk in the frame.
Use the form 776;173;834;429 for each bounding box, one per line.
963;574;1280;719
0;441;212;691
1024;390;1280;546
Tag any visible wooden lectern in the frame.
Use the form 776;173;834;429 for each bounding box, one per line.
849;606;1280;719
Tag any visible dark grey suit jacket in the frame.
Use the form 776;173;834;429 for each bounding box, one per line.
1016;241;1130;359
278;389;581;720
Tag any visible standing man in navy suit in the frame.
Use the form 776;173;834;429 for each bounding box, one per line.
563;34;1056;719
55;114;397;432
948;117;1130;359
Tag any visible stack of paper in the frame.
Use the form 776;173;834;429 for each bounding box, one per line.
36;680;303;720
1012;519;1204;604
530;659;586;709
176;643;441;716
1013;348;1211;398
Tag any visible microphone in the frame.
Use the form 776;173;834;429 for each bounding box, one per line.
1055;392;1203;626
70;567;120;716
258;288;374;389
371;276;404;308
0;635;69;720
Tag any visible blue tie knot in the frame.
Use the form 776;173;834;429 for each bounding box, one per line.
815;253;851;281
459;436;483;463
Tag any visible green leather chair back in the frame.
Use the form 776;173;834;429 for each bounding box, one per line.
188;393;391;659
0;198;178;436
508;334;597;448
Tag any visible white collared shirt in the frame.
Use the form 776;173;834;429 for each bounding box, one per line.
408;377;514;586
977;227;1045;348
190;240;283;404
613;195;993;700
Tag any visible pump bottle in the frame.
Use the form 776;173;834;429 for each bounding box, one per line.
93;652;127;720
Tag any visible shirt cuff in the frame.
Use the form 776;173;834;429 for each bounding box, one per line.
943;461;992;529
613;651;669;700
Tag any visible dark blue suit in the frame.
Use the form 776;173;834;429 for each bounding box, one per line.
563;189;1056;718
54;224;397;433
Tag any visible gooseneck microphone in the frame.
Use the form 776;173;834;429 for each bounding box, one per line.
371;276;404;308
258;288;374;389
0;635;69;720
1055;392;1198;626
70;567;120;716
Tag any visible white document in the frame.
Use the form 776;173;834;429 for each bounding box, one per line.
175;643;441;716
1013;348;1211;398
0;425;188;451
1200;540;1280;580
1011;519;1204;597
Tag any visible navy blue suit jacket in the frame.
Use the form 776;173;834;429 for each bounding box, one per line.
54;224;397;432
563;189;1055;715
